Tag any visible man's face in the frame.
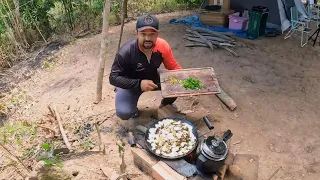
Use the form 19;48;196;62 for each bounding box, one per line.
136;29;159;50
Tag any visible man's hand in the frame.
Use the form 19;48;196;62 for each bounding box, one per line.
141;80;158;91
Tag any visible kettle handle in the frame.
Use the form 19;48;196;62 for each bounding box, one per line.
222;129;233;142
203;116;214;130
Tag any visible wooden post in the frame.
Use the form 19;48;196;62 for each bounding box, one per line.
118;0;128;51
123;0;128;19
215;88;237;111
95;0;111;104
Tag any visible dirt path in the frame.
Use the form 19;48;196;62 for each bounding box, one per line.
1;11;320;180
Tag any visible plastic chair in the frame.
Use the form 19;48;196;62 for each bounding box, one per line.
306;3;320;27
284;6;312;47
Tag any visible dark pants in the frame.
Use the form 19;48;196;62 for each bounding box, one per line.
115;87;176;120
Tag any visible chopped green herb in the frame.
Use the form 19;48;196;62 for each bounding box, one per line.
168;77;202;90
169;77;181;84
181;77;202;90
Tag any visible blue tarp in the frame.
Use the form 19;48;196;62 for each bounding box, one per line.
169;14;248;38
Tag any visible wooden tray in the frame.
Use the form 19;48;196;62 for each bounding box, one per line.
159;67;221;98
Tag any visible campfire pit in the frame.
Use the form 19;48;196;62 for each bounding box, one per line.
131;105;236;180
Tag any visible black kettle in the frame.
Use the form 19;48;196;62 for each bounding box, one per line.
196;129;233;173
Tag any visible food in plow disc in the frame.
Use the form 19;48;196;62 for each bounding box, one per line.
147;119;197;157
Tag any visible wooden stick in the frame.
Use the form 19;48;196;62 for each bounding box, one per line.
186;32;235;43
185;43;209;47
203;36;235;44
185;36;237;56
215;88;237;111
14;167;25;179
36;125;56;136
117;0;128;51
222;47;239;57
94;123;102;151
0;144;30;172
116;173;128;180
187;29;214;50
53;105;72;151
47;105;55;118
220;43;235;47
184;36;234;48
103;144;106;155
184;37;217;48
190;27;233;41
268;167;282;180
200;31;235;37
218;165;227;180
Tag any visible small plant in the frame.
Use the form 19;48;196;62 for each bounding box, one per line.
36;143;64;168
0;88;32;115
41;60;56;70
0;121;36;146
82;140;94;150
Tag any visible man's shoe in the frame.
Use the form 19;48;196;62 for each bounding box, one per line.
131;109;139;119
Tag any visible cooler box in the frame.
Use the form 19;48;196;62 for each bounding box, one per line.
228;13;249;30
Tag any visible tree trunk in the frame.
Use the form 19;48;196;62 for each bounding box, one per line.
62;0;74;30
95;0;111;104
12;0;29;48
123;0;128;19
2;0;28;50
118;0;128;51
0;4;23;54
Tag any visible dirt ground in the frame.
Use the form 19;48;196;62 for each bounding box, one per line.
1;11;320;180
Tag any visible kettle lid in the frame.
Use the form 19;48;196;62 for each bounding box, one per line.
201;136;228;161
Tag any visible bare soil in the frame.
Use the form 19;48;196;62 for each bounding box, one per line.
1;11;320;180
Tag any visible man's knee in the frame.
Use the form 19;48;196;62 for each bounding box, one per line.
116;109;133;120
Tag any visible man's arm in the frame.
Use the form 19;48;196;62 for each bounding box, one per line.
161;40;182;70
109;53;141;90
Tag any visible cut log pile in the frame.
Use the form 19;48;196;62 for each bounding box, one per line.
184;27;238;57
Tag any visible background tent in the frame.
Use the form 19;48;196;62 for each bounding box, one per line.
201;0;296;31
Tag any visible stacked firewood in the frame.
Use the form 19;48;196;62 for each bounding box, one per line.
184;27;238;57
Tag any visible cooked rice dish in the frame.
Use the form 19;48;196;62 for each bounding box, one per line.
147;119;197;157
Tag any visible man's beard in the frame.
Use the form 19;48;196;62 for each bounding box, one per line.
142;41;154;49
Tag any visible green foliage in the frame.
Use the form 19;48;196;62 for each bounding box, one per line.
0;120;36;151
0;20;6;34
0;88;32;114
41;143;51;150
41;60;56;69
176;0;203;7
20;0;55;38
82;140;94;150
36;142;64;168
0;0;202;68
22;147;37;158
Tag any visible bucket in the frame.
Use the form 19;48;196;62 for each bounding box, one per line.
228;12;249;30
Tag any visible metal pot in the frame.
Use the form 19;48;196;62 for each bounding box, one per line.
136;116;214;160
196;129;233;173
